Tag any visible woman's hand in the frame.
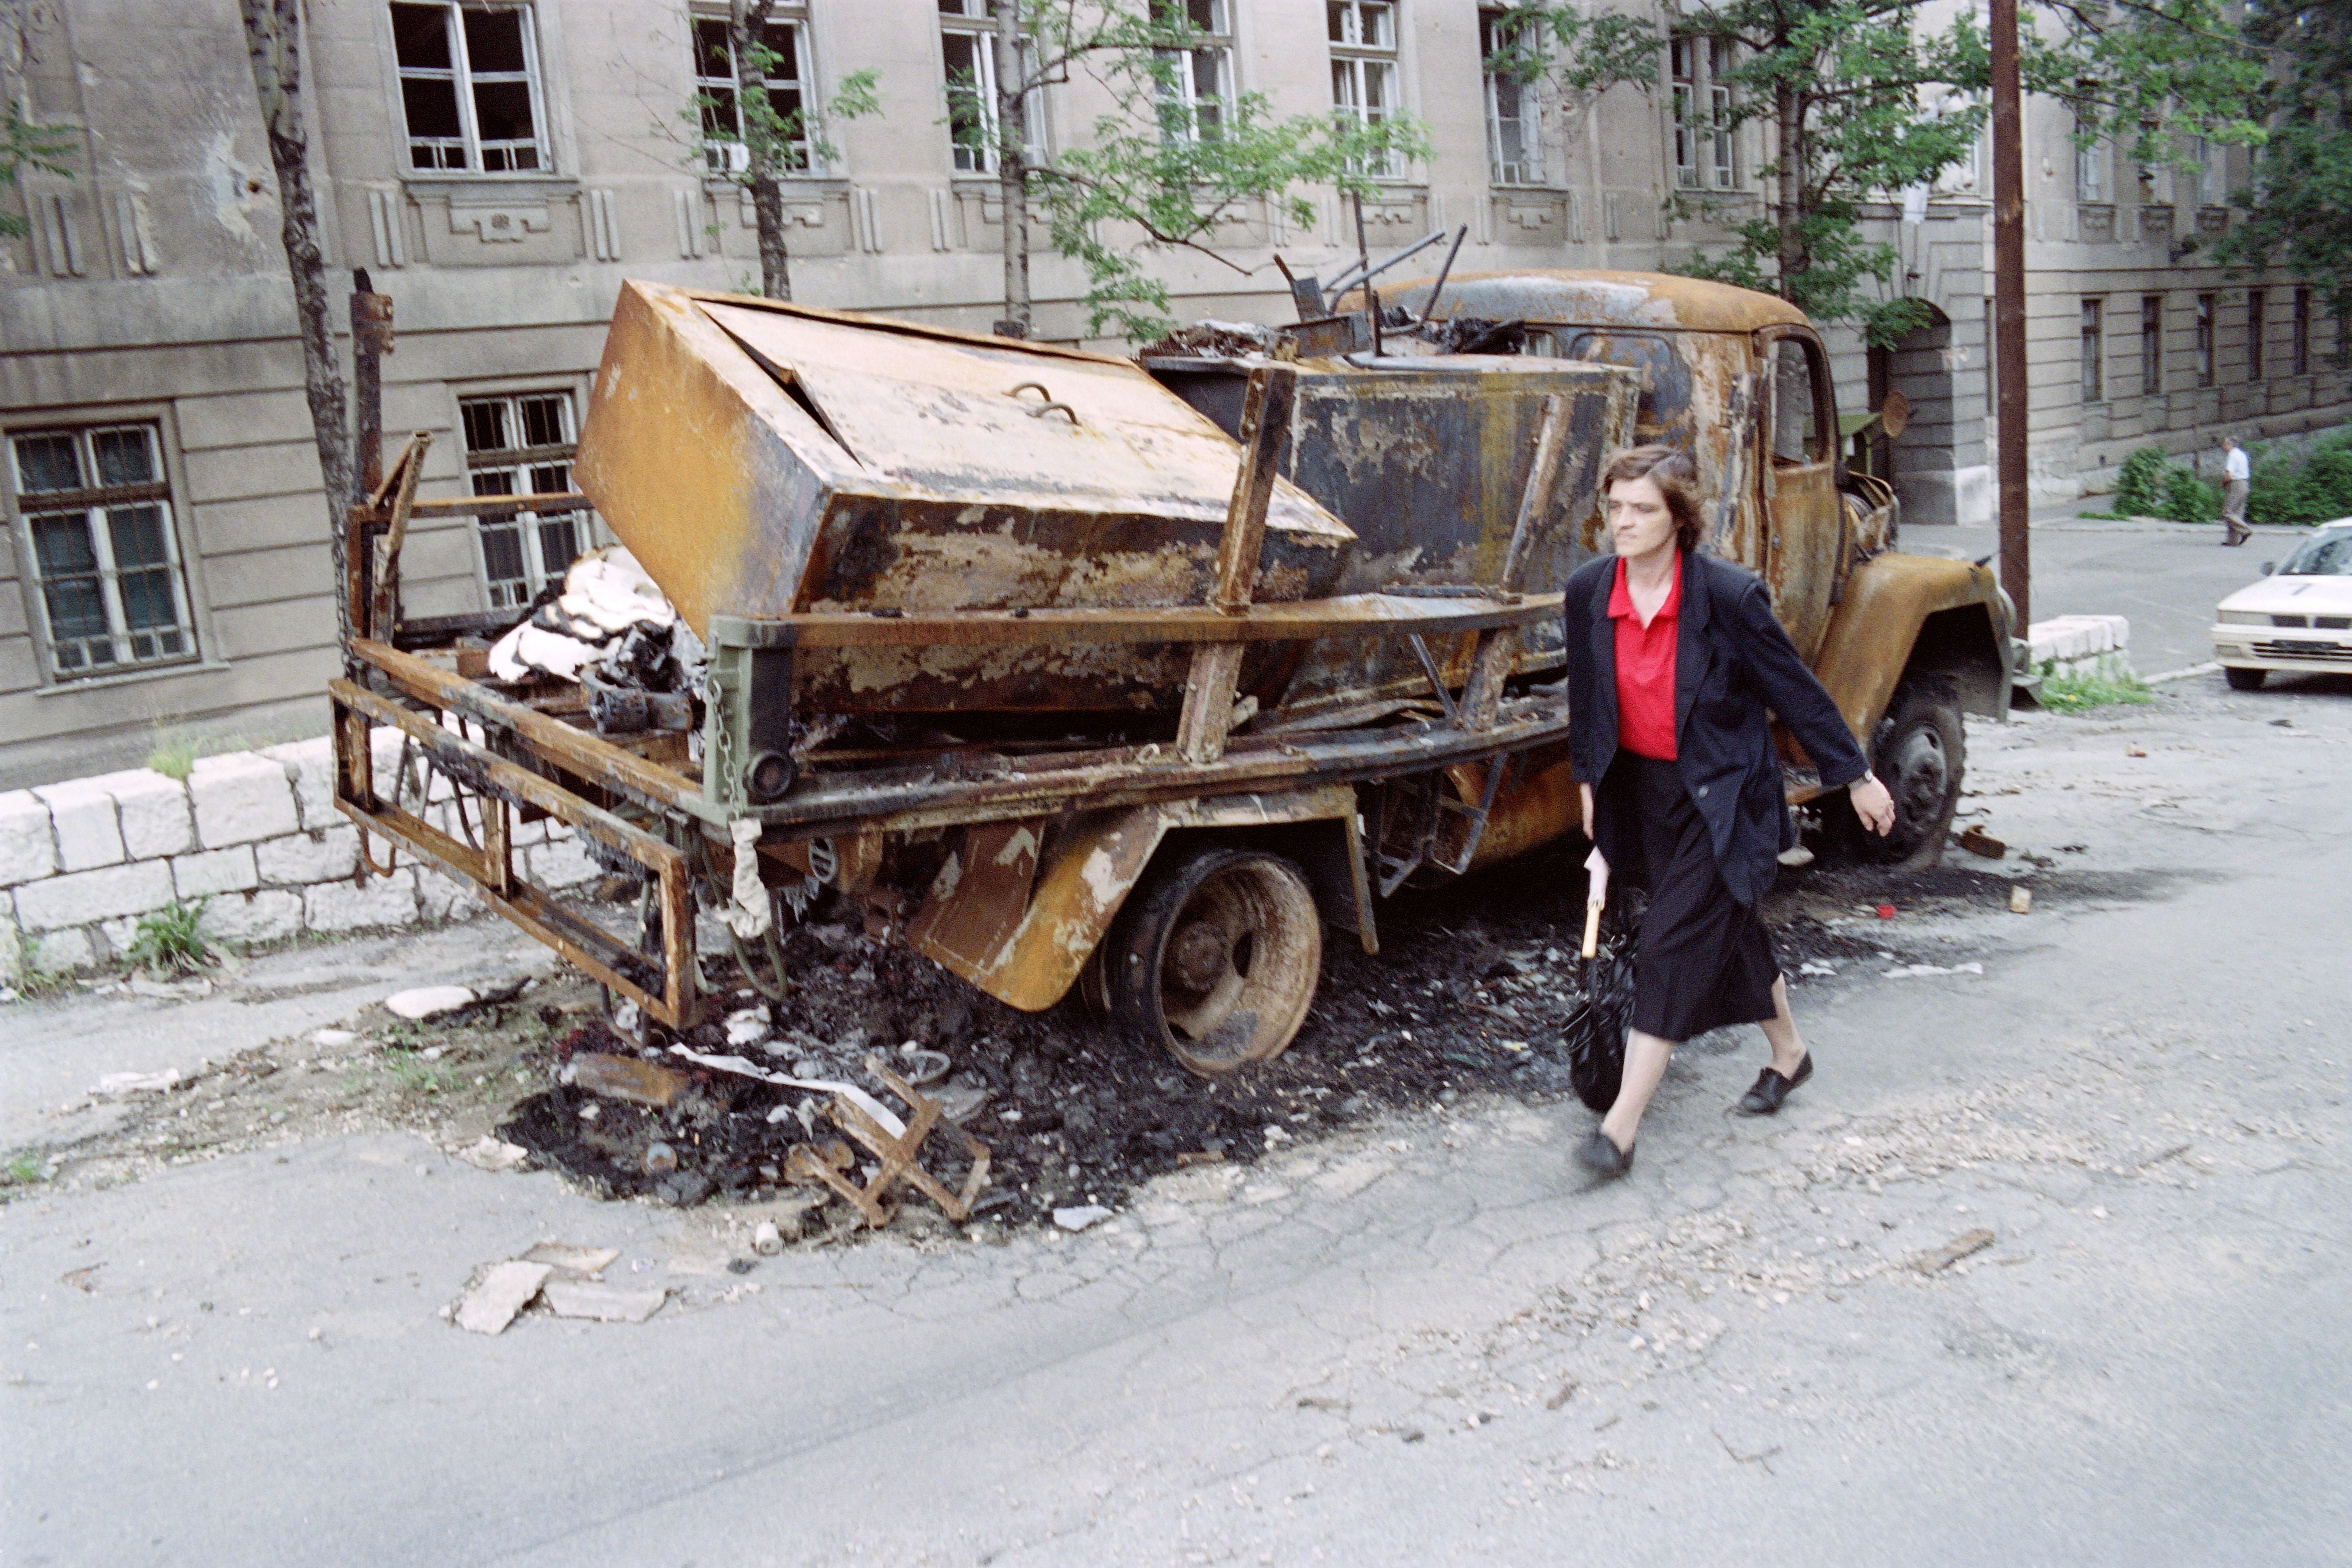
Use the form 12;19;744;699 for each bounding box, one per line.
1849;773;1897;836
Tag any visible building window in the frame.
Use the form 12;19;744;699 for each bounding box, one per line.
2191;137;2219;206
1481;7;1542;186
459;393;587;612
1671;37;1734;191
2195;293;2215;388
1150;0;1236;143
2141;295;2163;397
8;423;195;678
939;0;1049;172
2291;287;2311;378
391;3;547;174
1329;0;1402;177
692;11;812;175
2080;298;2103;404
2074;119;2104;203
2245;289;2266;383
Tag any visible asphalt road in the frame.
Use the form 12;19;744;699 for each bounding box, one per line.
1918;512;2327;678
5;546;2349;1566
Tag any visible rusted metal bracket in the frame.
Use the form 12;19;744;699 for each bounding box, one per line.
366;432;431;644
1460;391;1576;731
329;677;704;1028
785;1056;992;1228
1178;364;1298;766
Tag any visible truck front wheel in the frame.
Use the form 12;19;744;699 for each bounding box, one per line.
1104;844;1322;1077
1864;676;1966;870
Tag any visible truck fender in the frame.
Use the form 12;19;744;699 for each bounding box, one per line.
1807;552;2010;767
908;786;1367;1013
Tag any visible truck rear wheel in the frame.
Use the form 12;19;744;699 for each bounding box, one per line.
1104;845;1322;1077
1867;675;1966;870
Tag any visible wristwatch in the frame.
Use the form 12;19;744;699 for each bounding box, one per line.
1851;770;1879;789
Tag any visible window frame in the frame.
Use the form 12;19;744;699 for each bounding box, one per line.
2140;294;2163;398
1767;334;1832;469
5;419;201;683
1480;5;1544;188
939;0;1049;175
2246;288;2266;383
2079;297;2104;405
1328;0;1404;179
1670;35;1736;192
2195;293;2216;388
691;8;817;177
390;1;552;177
2074;119;2105;204
454;388;592;613
2291;287;2311;378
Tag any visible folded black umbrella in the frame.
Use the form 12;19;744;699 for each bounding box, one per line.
1561;878;1636;1113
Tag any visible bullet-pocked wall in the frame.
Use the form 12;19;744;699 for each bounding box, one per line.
4;0;2343;788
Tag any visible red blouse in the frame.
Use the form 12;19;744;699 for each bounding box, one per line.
1609;554;1681;760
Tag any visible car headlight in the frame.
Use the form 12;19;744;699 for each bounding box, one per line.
2217;610;2266;625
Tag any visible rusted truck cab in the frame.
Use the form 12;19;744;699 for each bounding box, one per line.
1363;270;2013;862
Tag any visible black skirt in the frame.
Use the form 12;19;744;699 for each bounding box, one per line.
1600;752;1781;1041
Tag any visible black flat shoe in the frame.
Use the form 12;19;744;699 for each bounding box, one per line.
1574;1130;1635;1180
1736;1054;1813;1115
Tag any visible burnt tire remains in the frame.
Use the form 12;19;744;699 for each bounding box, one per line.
1105;845;1322;1077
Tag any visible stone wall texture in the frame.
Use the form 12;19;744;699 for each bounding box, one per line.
0;732;597;980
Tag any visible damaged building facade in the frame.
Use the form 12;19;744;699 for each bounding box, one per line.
3;0;2345;786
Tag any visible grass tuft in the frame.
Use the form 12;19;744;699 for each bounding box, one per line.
124;899;214;976
2038;669;2157;714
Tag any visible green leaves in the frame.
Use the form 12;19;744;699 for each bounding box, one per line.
1482;5;1662;99
2213;0;2352;328
1;101;77;241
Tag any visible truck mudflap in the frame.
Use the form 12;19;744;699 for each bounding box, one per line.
329;678;704;1029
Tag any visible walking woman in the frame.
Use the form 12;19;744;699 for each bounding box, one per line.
1563;447;1897;1179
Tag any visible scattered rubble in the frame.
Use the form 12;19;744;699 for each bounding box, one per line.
385;986;477;1022
452;1261;552;1335
1913;1228;1997;1273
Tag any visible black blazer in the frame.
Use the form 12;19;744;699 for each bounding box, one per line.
1564;550;1869;907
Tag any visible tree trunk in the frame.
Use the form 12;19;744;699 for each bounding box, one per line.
731;0;790;300
993;0;1032;337
1775;77;1804;300
237;0;353;642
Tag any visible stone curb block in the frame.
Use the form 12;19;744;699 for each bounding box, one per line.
32;778;125;872
173;845;261;899
14;860;177;932
189;753;301;848
0;791;58;885
100;769;196;859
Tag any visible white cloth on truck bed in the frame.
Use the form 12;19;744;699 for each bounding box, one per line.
487;546;677;683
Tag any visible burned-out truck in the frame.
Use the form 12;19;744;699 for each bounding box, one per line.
329;271;2005;1076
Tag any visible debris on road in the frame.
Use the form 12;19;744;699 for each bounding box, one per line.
1912;1229;1996;1273
385;986;477;1022
1054;1205;1114;1233
452;1260;553;1334
751;1221;784;1256
2009;887;2034;914
1955;826;2007;859
311;1029;361;1048
1882;962;1984;979
539;1278;668;1323
1875;904;1898;919
571;1052;686;1109
454;1136;529;1172
785;1057;993;1229
520;1243;620;1276
91;1069;181;1097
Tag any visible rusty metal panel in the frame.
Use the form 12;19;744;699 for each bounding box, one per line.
576;281;1356;716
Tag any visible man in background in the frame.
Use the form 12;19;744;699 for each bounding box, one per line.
2221;437;2252;546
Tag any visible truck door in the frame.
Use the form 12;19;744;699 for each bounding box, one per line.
1758;329;1841;663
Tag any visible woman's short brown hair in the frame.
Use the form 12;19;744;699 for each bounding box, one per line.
1600;445;1704;553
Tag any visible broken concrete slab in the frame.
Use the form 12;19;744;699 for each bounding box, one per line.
90;1069;181;1097
520;1243;622;1277
452;1260;552;1334
540;1279;668;1323
1054;1205;1114;1233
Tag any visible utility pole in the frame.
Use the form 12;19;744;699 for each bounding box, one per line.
1990;0;2030;630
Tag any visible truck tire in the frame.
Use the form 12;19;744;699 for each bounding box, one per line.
2224;666;2267;691
1103;844;1322;1077
1864;675;1966;870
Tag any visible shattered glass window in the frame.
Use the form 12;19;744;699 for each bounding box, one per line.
391;2;547;175
461;391;588;611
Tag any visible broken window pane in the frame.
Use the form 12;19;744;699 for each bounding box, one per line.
12;431;83;493
390;2;452;68
462;8;528;73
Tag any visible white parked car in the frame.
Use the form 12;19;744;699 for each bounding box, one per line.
2210;521;2352;690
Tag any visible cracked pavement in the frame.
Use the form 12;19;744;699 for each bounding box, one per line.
4;664;2349;1566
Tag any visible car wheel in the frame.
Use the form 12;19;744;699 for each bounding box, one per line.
2224;666;2267;691
1838;675;1965;871
1103;844;1322;1077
